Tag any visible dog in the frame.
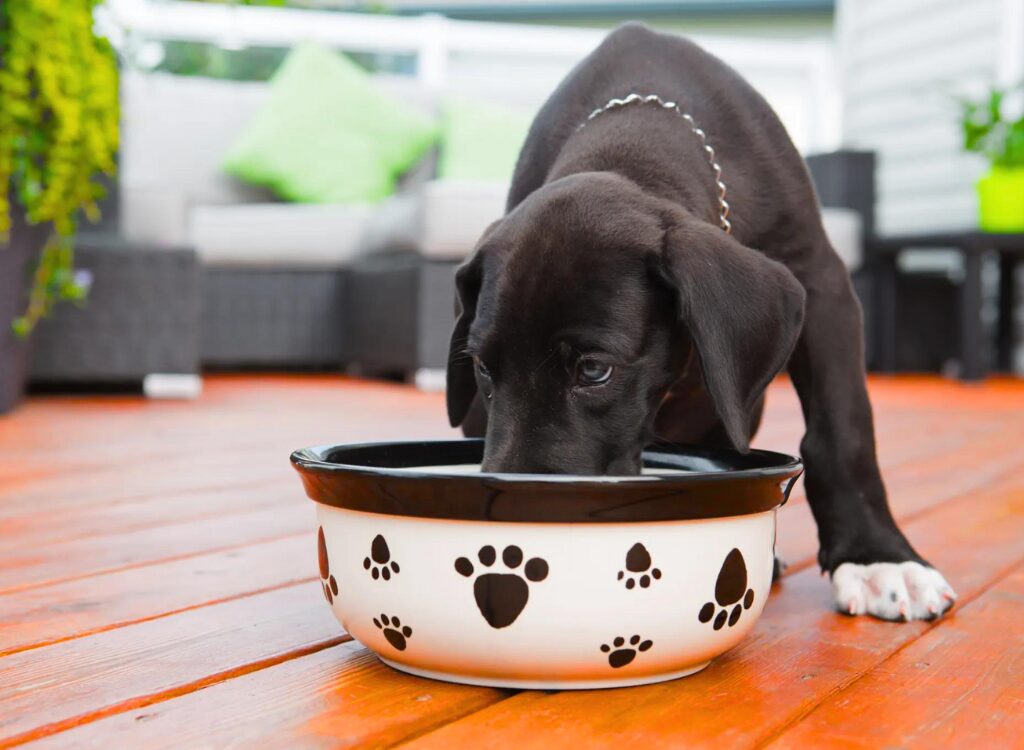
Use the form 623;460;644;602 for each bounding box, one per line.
445;23;955;622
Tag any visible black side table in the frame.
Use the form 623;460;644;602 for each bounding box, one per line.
871;232;1023;381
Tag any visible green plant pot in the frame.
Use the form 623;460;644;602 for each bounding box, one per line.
977;167;1024;232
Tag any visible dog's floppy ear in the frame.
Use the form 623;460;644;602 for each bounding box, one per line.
446;227;495;427
658;218;806;452
448;220;505;426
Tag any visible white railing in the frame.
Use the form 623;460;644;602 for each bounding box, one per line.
101;0;840;152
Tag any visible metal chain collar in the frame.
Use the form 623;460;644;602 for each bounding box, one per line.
577;93;732;234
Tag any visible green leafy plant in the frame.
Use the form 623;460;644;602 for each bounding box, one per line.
958;84;1024;168
0;0;119;336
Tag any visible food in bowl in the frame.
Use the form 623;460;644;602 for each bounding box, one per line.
291;439;802;689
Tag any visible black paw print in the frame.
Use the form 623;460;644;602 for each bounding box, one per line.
617;542;662;589
698;548;755;630
373;613;413;651
600;634;653;668
363;534;400;580
317;527;338;604
454;545;549;629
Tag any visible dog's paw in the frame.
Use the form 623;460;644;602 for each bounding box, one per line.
832;561;956;621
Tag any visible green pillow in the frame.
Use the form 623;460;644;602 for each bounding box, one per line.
224;43;439;203
438;96;533;182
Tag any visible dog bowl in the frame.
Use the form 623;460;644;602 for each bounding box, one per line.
291;439;801;690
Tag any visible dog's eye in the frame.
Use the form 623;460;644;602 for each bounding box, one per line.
577;358;613;386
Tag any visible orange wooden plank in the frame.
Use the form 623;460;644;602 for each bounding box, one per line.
1;375;1021;748
779;412;1024;507
7;433;1018;665
0;583;345;747
20;642;506;750
0;504;312;594
6;437;1018;665
775;439;1024;573
0;480;295;551
0;378;456;515
0;454;288;519
384;475;1024;750
766;566;1024;750
18;454;1024;750
0;535;313;656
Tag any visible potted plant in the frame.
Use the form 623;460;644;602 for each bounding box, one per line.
0;0;119;412
958;84;1024;232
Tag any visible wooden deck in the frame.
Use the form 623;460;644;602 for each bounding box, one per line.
1;374;1023;748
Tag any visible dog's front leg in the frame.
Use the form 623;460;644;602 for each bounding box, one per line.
788;251;956;621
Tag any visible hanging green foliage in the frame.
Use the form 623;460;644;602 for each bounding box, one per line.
0;0;119;336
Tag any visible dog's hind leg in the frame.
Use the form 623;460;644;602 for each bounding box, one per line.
786;244;955;621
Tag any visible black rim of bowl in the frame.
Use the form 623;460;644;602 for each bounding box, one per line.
291;439;803;523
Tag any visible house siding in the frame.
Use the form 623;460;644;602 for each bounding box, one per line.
837;0;1011;234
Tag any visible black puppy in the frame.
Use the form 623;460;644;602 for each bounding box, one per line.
446;23;955;621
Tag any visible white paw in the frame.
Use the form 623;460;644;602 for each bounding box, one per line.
832;561;956;621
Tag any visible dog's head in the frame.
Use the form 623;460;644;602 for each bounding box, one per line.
447;172;805;474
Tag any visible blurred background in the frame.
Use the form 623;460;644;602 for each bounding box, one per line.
2;0;1022;413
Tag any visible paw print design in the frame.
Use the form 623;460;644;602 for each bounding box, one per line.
363;534;400;580
617;542;662;589
454;545;549;628
698;548;755;630
373;613;413;651
317;527;338;604
600;635;653;668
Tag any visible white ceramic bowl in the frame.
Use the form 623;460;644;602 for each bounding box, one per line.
292;439;801;690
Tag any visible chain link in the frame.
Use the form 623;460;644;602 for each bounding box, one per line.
578;93;732;234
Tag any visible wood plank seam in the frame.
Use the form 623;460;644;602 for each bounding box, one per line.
2;376;1020;748
0;635;353;749
378;477;1024;749
380;694;522;749
0;485;297;551
752;553;1024;749
0;475;288;523
761;561;1024;750
382;553;1024;750
7;418;1016;598
0;575;316;659
777;451;1024;577
9;448;1022;742
8;450;1020;668
0;530;308;596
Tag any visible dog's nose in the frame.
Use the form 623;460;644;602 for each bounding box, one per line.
481;454;558;474
481;443;607;475
481;445;566;475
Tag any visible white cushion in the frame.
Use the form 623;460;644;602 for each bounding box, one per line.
355;180;507;260
121;72;272;209
189;203;375;268
120;70;438;246
821;207;863;271
418;180;509;259
359;192;422;256
358;185;864;270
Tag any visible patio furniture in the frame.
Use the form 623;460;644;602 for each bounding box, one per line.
29;234;202;394
346;154;874;385
117;68;524;372
0;204;50;413
872;232;1023;380
2;373;1022;745
102;0;841;376
118;71;381;370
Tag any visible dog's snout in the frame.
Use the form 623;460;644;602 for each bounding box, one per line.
481;433;643;476
480;442;561;474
